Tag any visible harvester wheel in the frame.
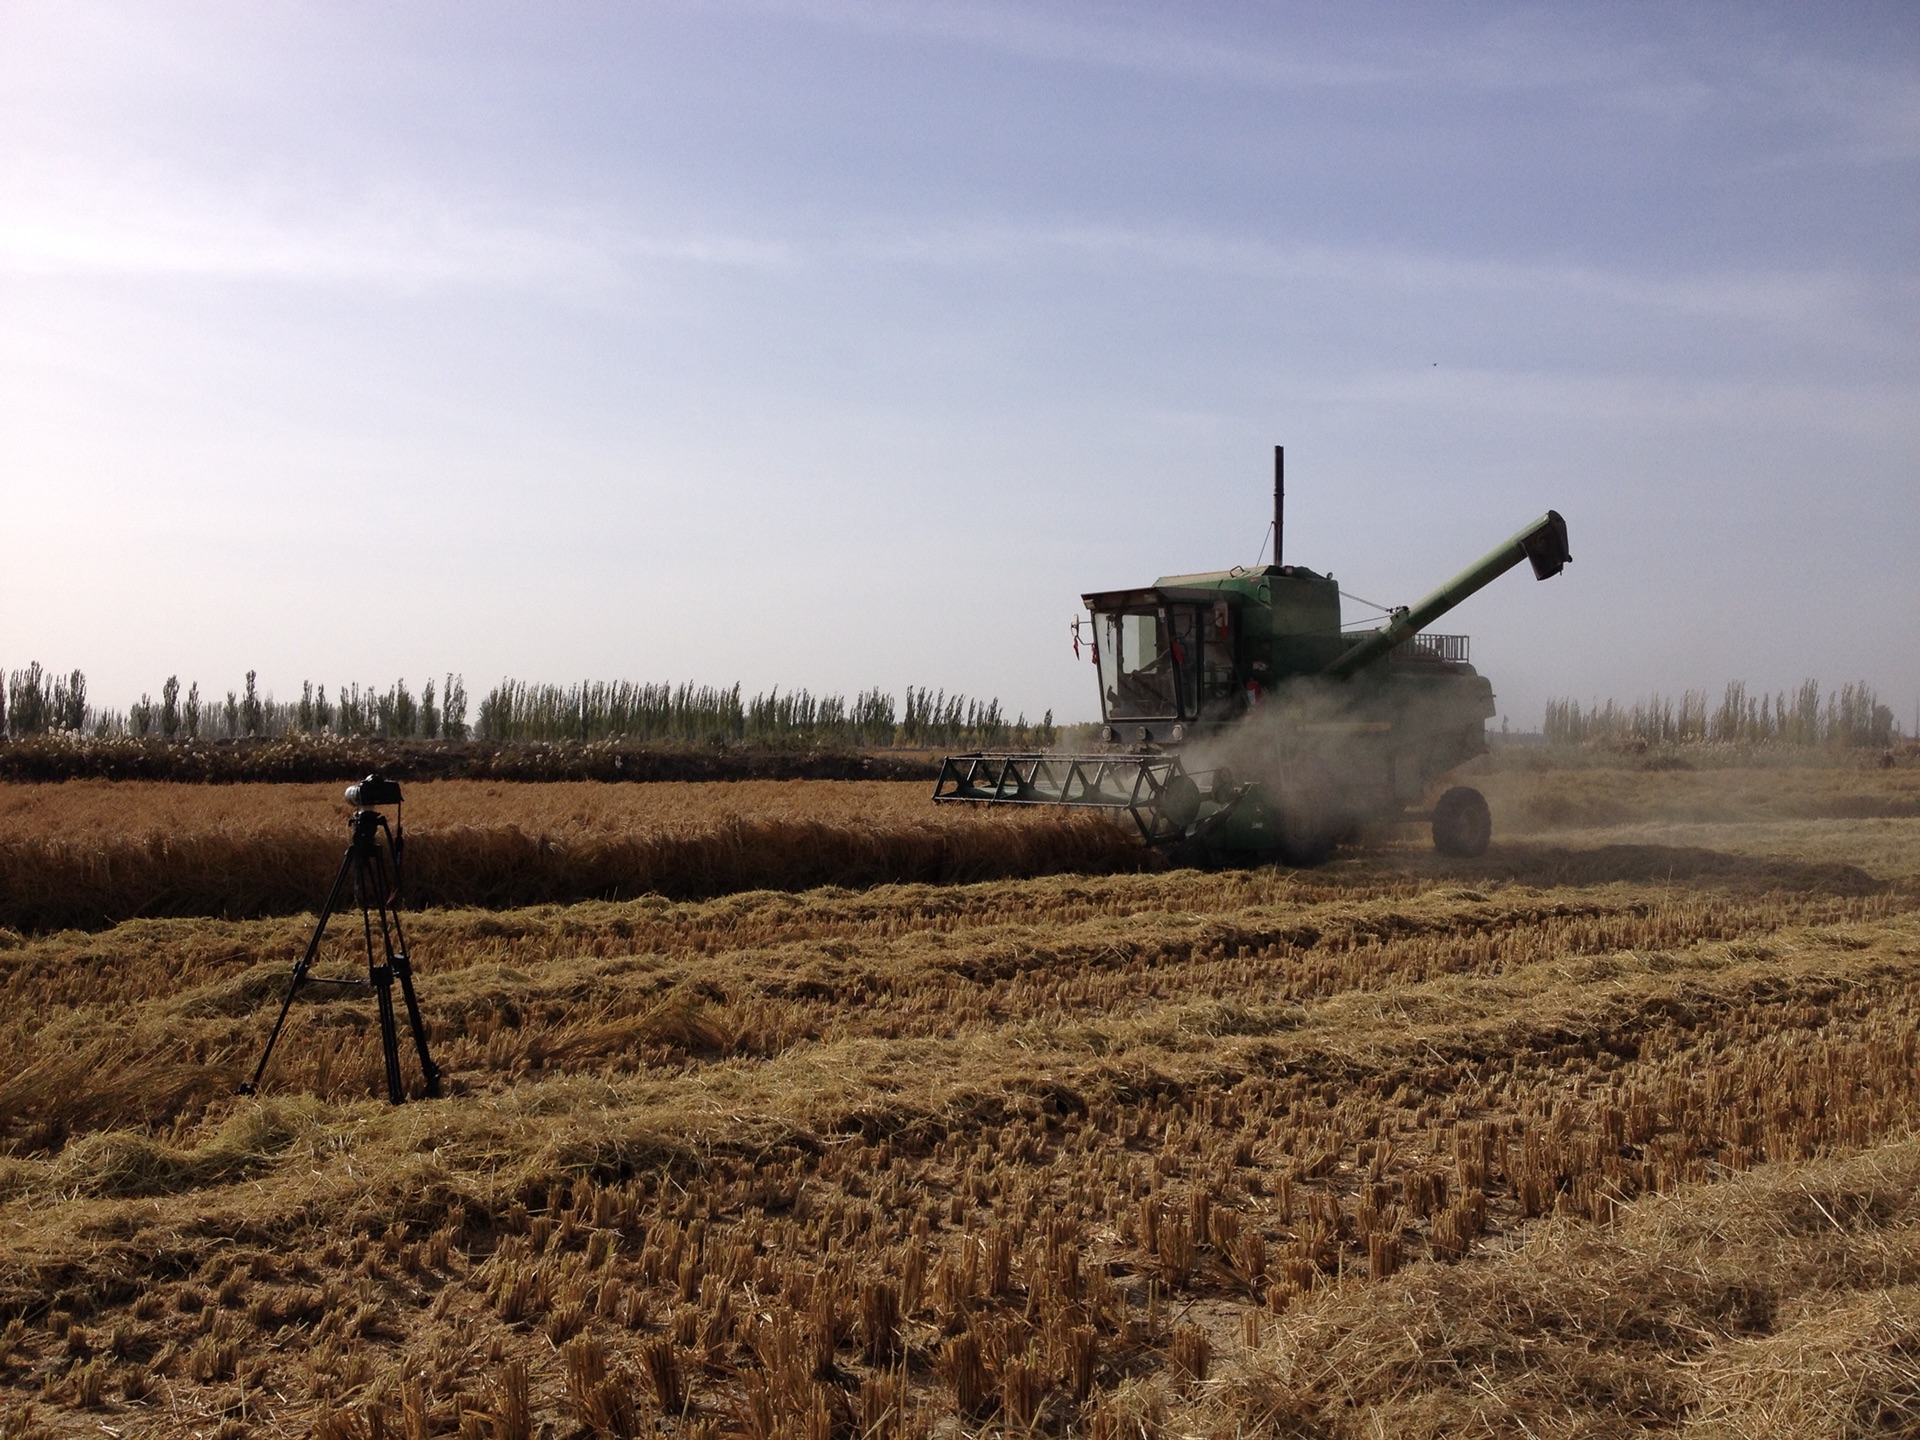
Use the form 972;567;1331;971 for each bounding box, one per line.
1278;826;1337;868
1157;774;1202;831
1432;786;1492;857
1165;837;1226;871
1275;768;1340;868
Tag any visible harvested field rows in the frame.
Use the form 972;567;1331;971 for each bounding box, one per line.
1475;760;1920;832
3;810;1919;1437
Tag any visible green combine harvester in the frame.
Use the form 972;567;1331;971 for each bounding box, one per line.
933;448;1571;864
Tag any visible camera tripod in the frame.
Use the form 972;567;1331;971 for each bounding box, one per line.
241;803;442;1105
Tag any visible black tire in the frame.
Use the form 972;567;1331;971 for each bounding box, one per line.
1432;786;1492;857
1164;837;1226;871
1275;766;1341;868
1157;774;1202;831
1278;825;1338;868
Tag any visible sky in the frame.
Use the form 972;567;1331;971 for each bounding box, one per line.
2;0;1916;729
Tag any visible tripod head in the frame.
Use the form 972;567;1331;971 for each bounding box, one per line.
346;804;390;852
341;775;404;904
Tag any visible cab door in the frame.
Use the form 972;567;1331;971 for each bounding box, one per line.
1168;606;1202;718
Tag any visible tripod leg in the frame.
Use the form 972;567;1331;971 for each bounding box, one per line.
374;970;405;1105
384;905;443;1098
359;851;407;1106
242;845;355;1096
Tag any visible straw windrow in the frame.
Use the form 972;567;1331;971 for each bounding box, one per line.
1;826;1917;1434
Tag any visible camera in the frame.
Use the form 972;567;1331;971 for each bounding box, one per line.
345;773;404;808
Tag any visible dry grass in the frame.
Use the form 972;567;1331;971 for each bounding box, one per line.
1;773;1918;1436
1475;756;1920;832
0;779;950;839
1463;760;1920;883
0;781;1145;931
8;762;1920;933
11;760;1910;846
1208;1138;1920;1436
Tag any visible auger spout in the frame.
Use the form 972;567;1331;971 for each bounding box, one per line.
1321;510;1571;680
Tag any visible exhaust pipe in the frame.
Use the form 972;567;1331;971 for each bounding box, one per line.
1273;444;1284;569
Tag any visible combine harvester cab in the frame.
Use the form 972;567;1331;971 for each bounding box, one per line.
934;449;1570;865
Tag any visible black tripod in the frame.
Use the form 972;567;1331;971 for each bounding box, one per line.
242;799;441;1104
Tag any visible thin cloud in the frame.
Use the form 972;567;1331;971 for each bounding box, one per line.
0;164;795;287
734;0;1401;88
1313;365;1918;440
4;161;1893;351
735;0;1920;174
835;217;1880;331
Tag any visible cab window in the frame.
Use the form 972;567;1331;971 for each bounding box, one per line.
1096;609;1178;719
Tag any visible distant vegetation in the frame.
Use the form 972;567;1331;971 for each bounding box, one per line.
1546;680;1900;749
470;680;1052;750
0;663;1055;751
0;663;471;743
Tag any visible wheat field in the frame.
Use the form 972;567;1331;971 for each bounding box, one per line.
4;764;1917;934
1;762;1918;1437
0;781;1144;933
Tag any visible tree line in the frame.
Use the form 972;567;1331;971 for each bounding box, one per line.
0;665;1054;750
1543;680;1900;749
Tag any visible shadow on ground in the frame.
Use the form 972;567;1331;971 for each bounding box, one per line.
1380;841;1886;895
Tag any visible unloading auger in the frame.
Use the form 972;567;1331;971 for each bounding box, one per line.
933;448;1571;865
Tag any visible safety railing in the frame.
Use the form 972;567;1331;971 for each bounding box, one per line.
1392;632;1470;664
